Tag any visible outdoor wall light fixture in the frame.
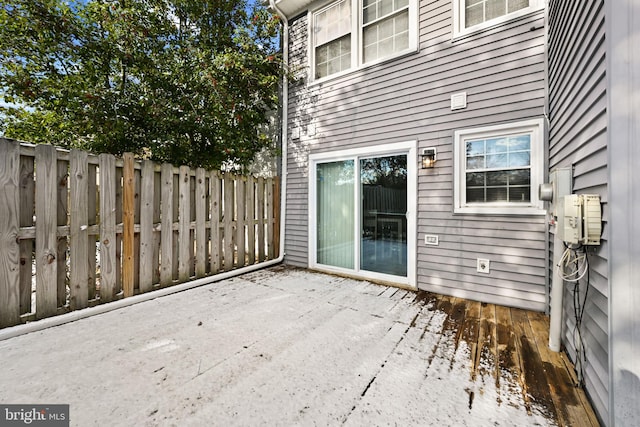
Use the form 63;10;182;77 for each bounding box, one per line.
421;148;437;169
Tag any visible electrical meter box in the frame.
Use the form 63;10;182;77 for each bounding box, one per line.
562;194;602;245
547;168;572;218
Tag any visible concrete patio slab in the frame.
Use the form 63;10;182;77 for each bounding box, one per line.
0;266;562;426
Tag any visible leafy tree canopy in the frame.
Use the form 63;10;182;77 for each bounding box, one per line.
0;0;282;170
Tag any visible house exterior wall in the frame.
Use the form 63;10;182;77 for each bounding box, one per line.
547;0;609;424
283;0;548;311
607;0;640;424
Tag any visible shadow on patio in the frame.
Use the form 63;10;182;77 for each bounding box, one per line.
0;266;599;426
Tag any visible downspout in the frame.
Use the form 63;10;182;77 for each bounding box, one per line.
269;0;289;267
0;7;290;342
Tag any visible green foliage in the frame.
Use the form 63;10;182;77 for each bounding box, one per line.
0;0;283;170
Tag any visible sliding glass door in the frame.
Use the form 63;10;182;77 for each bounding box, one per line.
316;160;355;269
311;143;415;286
360;155;407;277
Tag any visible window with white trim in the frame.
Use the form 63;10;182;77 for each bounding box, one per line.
311;0;417;81
453;0;544;37
363;0;410;63
314;0;352;79
454;119;545;215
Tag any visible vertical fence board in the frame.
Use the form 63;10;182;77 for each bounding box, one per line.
172;172;179;281
247;176;256;264
152;169;161;285
139;160;154;292
87;165;97;299
178;166;190;281
195;168;206;277
56;160;68;307
122;153;135;297
273;177;281;258
19;155;34;315
236;178;246;267
35;145;58;319
266;178;274;260
115;167;123;295
70;150;89;310
0;140;21;327
209;172;221;274
133;167;141;292
160;164;173;286
204;174;211;275
189;173;195;277
257;177;266;262
99;154;117;302
223;174;235;271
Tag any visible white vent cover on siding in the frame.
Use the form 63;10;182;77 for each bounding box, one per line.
451;92;467;110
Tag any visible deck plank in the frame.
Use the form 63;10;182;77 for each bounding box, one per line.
495;304;519;407
460;300;481;379
527;310;601;427
511;307;559;421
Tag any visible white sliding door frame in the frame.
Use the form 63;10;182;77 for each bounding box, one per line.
308;140;417;289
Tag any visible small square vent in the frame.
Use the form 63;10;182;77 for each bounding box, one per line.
451;92;467;110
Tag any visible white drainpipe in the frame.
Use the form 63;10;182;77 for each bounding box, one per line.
548;225;564;352
0;7;290;342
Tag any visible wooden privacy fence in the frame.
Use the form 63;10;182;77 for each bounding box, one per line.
0;139;280;328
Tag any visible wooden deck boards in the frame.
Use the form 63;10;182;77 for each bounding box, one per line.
416;291;600;427
0;267;600;425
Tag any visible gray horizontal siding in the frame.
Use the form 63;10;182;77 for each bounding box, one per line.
284;0;547;311
548;0;608;424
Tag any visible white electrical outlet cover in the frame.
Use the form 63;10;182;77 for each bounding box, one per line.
477;258;490;273
424;235;439;245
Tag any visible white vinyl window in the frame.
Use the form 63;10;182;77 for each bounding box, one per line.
314;0;352;79
362;0;410;63
453;0;543;38
454;119;545;215
311;0;417;81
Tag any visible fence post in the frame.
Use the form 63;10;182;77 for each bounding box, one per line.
139;160;154;292
70;149;89;310
209;172;221;274
223;173;235;270
35;144;58;319
99;153;117;302
266;177;274;260
257;177;265;262
122;153;135;297
0;140;21;328
87;164;97;299
236;177;246;267
273;176;281;258
19;153;35;315
246;175;256;264
195;168;206;277
56;159;69;307
178;166;190;282
160;164;173;286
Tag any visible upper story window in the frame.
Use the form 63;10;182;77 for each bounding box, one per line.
453;0;543;38
453;119;545;215
314;0;352;79
311;0;417;81
362;0;410;62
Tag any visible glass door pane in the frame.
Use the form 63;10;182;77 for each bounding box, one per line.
360;155;407;277
316;160;355;269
